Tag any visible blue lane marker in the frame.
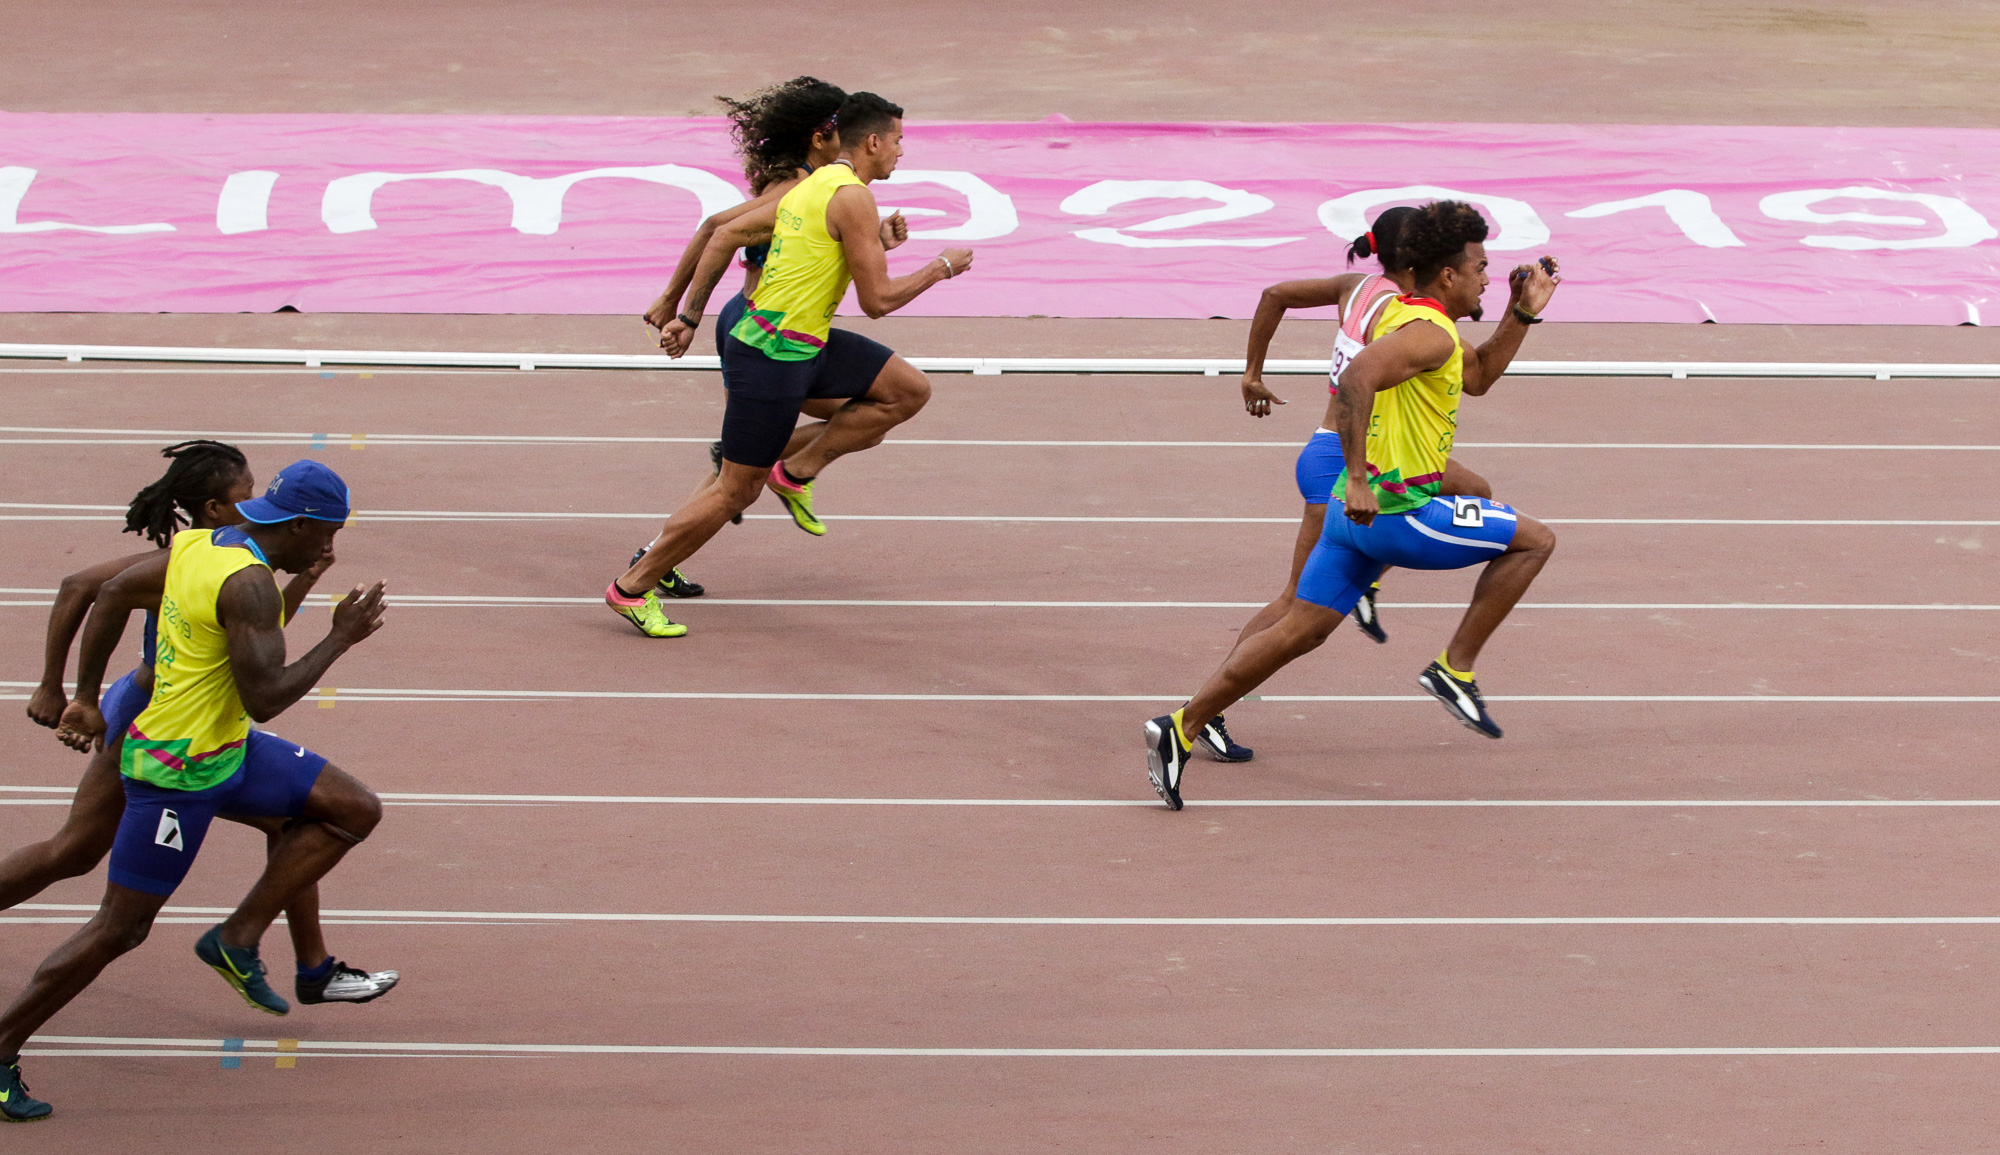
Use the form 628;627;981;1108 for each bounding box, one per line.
320;372;335;380
221;1037;244;1069
309;433;327;453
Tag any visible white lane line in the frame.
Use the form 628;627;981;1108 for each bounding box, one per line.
5;342;2000;379
13;902;2000;927
28;1034;2000;1059
8;786;2000;807
2;590;1994;611
2;684;1991;705
0;504;1991;527
2;427;1996;451
2;685;1992;705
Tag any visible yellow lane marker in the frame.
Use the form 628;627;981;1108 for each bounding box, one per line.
317;687;337;709
276;1038;298;1069
350;433;366;451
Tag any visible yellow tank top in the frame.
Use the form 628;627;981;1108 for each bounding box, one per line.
1332;296;1464;516
730;162;864;360
122;528;285;791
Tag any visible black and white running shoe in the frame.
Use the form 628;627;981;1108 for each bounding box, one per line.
1350;589;1388;644
628;549;705;598
1194;712;1253;762
1144;715;1191;810
296;960;400;1005
1417;660;1503;739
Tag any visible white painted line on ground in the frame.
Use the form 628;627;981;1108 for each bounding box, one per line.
27;1033;2000;1059
3;426;1996;451
12;902;2000;927
1;683;1991;705
0;503;1991;527
1;683;1989;705
7;785;2000;808
5;342;2000;379
2;590;1993;611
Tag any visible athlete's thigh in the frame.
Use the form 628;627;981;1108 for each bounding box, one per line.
1295;514;1386;614
1365;496;1520;571
1284;503;1328;592
1440;457;1492;500
216;730;328;820
50;745;129;857
810;329;899;402
1294;431;1343;505
106;774;233;897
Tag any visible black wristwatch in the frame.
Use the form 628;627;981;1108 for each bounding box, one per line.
677;312;700;328
1511;305;1543;325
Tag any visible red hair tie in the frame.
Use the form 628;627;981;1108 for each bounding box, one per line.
1364;230;1376;250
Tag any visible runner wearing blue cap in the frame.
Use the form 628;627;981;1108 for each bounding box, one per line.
0;461;388;1123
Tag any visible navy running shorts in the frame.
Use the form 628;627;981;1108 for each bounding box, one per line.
717;320;894;470
101;669;150;739
1296;494;1523;614
1294;429;1344;505
107;731;327;896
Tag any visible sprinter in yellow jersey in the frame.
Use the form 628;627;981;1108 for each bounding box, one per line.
1146;201;1562;810
606;92;974;637
0;462;389;1121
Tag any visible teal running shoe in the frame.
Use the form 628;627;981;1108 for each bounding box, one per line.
195;925;290;1016
0;1062;51;1123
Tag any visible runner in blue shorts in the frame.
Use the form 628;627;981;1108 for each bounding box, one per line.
0;462;390;1123
1146;200;1563;809
4;442;394;1021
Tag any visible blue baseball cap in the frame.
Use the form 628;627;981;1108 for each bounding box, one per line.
236;460;352;524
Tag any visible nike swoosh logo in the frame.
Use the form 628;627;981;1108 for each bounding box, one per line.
2;1088;11;1102
294;747;306;757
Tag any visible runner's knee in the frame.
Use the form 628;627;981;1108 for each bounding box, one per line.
867;359;931;416
1512;516;1556;554
307;766;382;840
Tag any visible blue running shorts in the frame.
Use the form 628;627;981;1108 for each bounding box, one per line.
108;731;327;896
100;669;150;739
1296;495;1522;614
1294;429;1344;505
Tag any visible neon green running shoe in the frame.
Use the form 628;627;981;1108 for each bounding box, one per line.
604;583;689;637
766;463;827;536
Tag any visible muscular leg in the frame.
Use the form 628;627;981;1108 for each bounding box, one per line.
622;462;768;593
680;417;830;508
216;763;381;953
1442;514;1556;672
781;356;932;479
1231;502;1326;648
0;882;167;1059
1182;599;1348;740
0;750;123;909
227;816;330;967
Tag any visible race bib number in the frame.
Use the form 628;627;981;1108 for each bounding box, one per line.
1329;332;1362;391
1451;497;1486;528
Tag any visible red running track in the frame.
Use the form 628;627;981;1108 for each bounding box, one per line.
2;350;1999;1151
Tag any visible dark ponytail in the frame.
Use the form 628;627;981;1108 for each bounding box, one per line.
1345;204;1420;272
124;440;249;548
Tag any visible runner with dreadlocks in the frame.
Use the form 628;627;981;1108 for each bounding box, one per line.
0;445;395;1054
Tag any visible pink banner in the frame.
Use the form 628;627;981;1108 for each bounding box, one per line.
1;112;1996;323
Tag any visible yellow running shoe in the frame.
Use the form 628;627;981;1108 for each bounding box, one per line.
604;582;688;637
767;463;827;536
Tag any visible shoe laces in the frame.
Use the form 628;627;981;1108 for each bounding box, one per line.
330;961;370;981
6;1064;29;1095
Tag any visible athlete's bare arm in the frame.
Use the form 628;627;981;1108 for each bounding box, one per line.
30;548;159;728
1462;258;1561;396
1240;275;1367;417
1334;320;1457;526
643;186;799;332
658;202;785;357
826;183;968;318
56;553;170;750
221;572;385;724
